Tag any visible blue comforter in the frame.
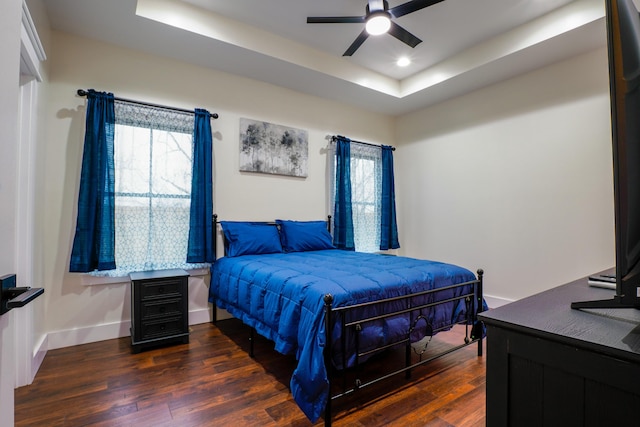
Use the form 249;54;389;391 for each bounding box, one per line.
209;249;477;422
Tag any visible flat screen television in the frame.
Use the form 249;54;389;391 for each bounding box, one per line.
572;0;640;309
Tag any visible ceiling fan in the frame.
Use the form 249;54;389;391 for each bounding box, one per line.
307;0;445;56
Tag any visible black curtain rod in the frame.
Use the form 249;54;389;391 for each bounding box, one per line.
76;89;219;119
331;135;395;151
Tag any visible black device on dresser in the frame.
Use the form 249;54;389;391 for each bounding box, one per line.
130;269;189;353
572;0;640;309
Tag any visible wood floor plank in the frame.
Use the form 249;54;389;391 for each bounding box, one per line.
15;319;486;426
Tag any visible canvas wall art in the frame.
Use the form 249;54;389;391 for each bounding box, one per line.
239;118;308;178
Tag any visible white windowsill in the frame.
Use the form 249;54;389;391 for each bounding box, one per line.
80;267;210;286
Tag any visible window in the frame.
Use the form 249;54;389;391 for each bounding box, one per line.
331;142;383;253
92;102;207;277
350;145;382;252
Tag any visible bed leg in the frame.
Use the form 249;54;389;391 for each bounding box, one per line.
324;294;334;427
476;269;485;357
405;342;412;379
211;213;218;326
211;213;218;327
250;328;255;358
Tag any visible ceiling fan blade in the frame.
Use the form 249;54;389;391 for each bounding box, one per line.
388;22;422;48
307;16;365;24
343;29;370;56
389;0;446;19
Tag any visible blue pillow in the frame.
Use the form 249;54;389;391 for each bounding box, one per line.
220;221;283;257
276;220;335;252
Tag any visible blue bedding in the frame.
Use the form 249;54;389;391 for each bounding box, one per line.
209;249;478;422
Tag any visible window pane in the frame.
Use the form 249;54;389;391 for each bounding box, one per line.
352;158;376;203
147;197;191;265
115;196;151;268
115;125;151;195
151;130;193;196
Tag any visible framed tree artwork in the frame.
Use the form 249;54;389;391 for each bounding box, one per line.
239;118;308;178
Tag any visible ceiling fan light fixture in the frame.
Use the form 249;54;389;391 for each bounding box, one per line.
365;12;391;35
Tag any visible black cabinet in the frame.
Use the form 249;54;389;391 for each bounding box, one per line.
130;269;189;353
479;274;640;427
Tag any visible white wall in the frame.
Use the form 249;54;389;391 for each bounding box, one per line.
42;31;394;348
395;48;614;304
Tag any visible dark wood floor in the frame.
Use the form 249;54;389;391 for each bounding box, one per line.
15;319;486;426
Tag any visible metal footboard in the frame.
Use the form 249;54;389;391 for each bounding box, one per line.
322;269;484;427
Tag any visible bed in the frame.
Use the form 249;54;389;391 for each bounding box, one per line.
208;216;485;426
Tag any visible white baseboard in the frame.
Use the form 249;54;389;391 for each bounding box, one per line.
40;296;512;352
189;307;213;325
483;294;513;309
47;308;212;350
31;334;47;384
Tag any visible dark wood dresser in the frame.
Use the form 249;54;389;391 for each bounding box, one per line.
479;273;640;426
130;269;189;353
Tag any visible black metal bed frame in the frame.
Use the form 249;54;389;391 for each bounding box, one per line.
209;214;485;426
321;272;484;426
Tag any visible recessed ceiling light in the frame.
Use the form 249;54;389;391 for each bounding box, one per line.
397;57;411;67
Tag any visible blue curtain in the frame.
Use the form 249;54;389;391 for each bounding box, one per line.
333;137;355;250
187;108;214;263
69;90;116;272
380;145;400;250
